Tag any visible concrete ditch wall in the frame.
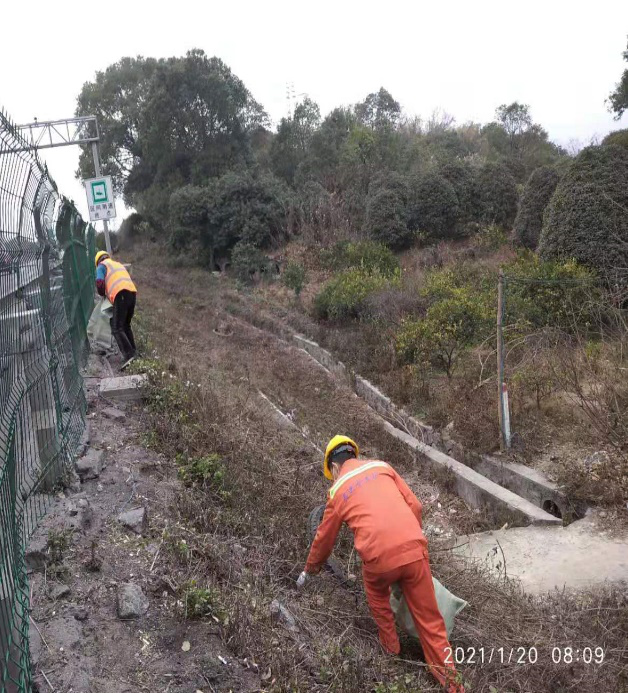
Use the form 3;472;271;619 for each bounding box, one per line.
470;456;586;520
291;332;562;525
224;304;574;523
293;334;440;447
384;423;561;525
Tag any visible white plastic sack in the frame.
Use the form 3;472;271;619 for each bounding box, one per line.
390;578;467;639
87;298;114;352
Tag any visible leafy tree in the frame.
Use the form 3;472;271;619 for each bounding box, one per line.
409;172;460;239
355;88;401;130
365;189;412;249
231;242;272;283
77;50;267;226
169;185;209;252
422;129;472;164
169;172;290;268
602;128;628;149
514;166;560;249
76;56;159;194
439;160;483;226
539;144;628;275
496;102;532;142
270;97;321;184
368;171;410;204
306;108;355;191
504;252;598;330
296;181;334;229
282;261;307;297
477;162;519;228
396;290;488;379
483;103;563;181
608;37;628;119
205;172;291;261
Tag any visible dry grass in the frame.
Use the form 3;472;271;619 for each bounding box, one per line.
136;346;628;692
127;247;628;692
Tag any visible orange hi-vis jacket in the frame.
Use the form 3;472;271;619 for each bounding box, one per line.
305;458;427;575
103;259;136;303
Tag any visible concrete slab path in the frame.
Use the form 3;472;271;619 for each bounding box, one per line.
455;514;628;594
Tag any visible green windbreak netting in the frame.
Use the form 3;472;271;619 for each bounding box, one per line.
0;108;95;690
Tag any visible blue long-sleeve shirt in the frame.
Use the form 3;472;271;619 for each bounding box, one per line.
96;263;107;296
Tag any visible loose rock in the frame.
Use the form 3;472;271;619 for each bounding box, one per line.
102;406;126;422
117;583;149;619
75;449;104;480
50;584;71;600
25;537;48;572
117;507;147;534
74;608;88;621
270;599;299;632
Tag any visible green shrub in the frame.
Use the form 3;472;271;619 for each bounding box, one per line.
409;172;460;239
364;189;413;249
323;240;399;277
602;128;628;150
514;166;560;249
231;242;272;283
474;224;509;251
314;267;399;320
282;261;307;297
47;529;73;564
422;264;495;303
180;580;224;619
396;288;491;378
368;171;410;204
504;252;599;330
176;453;229;499
439;160;483;225
477;162;519;228
539;144;628;275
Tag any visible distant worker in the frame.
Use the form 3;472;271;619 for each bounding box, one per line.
95;251;137;370
298;436;464;693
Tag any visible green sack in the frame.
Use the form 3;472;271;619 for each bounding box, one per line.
87;298;114;351
390;578;467;639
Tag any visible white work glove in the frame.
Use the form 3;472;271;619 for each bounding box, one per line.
296;571;308;588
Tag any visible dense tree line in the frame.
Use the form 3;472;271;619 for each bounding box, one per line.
77;45;628;275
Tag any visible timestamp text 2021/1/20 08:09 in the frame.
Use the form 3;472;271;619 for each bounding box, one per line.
444;646;605;666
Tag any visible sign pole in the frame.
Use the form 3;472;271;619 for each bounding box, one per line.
91;141;112;255
497;270;511;450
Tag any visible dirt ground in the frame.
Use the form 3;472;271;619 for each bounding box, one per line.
28;357;260;693
26;251;628;693
131;259;477;539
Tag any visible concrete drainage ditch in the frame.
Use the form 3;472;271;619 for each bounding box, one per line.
291;333;563;527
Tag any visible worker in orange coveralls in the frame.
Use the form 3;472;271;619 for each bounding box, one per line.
297;435;464;693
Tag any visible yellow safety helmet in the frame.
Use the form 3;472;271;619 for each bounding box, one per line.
323;435;359;481
95;250;109;267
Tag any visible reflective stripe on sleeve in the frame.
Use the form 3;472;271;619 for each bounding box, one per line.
329;461;390;499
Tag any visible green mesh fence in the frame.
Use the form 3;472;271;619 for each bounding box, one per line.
0;108;95;690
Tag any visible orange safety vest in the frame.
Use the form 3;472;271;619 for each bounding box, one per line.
103;259;136;302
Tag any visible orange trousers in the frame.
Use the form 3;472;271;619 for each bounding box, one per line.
362;557;464;693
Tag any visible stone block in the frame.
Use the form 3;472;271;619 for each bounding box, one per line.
99;375;147;403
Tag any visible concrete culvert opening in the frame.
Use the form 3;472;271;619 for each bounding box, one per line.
542;499;563;519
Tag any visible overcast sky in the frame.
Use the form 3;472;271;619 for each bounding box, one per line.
1;0;627;225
